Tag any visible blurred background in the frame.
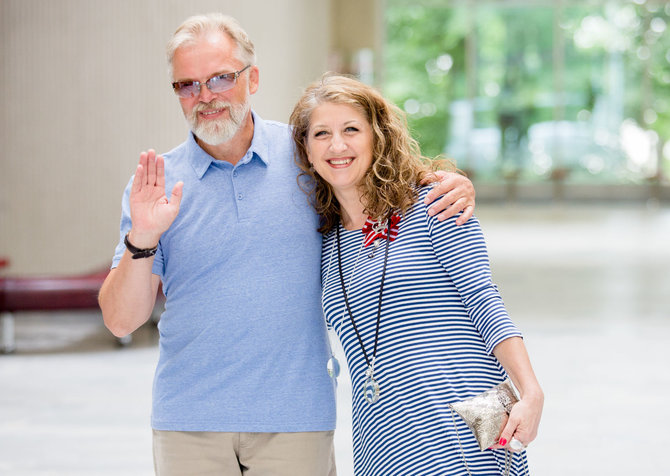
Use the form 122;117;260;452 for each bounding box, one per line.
1;0;669;475
384;0;670;201
1;0;669;275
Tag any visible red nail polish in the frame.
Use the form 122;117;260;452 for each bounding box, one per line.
499;438;507;446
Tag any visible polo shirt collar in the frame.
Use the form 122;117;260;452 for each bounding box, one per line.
247;110;272;167
186;110;271;180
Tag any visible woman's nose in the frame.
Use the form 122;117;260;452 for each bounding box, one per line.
329;134;347;153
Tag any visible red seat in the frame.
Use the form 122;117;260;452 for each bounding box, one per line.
0;269;109;313
0;266;163;353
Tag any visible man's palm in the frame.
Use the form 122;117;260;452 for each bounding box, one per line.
129;150;183;245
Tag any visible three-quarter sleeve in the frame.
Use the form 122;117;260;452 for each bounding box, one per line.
426;211;521;354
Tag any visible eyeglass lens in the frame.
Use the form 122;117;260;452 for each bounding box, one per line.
173;66;250;98
207;74;236;93
173;74;235;98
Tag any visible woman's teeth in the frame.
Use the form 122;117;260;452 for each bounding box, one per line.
328;158;353;165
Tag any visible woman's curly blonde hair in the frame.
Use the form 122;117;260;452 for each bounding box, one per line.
290;73;453;233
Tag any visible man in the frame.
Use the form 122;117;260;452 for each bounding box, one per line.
99;13;475;476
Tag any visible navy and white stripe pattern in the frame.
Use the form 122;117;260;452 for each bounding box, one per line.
321;186;529;475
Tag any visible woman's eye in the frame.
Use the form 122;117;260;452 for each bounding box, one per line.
314;130;327;137
345;126;359;132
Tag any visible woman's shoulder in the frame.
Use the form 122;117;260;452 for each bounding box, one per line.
416;184;434;202
397;185;438;232
407;184;478;230
407;184;439;216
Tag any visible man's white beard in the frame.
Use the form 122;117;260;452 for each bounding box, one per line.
187;99;250;145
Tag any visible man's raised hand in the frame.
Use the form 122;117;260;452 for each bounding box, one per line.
128;150;183;248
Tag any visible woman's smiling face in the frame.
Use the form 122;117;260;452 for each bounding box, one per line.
306;102;375;198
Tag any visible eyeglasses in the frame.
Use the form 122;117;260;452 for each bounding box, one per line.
171;65;251;98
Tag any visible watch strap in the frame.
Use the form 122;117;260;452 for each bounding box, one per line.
124;233;158;259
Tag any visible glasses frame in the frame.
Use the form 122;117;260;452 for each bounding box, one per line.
172;65;252;98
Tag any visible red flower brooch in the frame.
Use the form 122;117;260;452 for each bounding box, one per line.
362;214;401;247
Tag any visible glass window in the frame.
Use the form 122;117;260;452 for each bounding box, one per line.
384;0;670;186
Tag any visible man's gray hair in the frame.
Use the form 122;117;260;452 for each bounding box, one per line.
166;13;256;78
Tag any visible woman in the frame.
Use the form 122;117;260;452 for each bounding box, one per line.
290;74;543;475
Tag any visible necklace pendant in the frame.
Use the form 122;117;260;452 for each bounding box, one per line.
326;355;341;378
368;239;383;259
362;377;380;404
362;358;379;403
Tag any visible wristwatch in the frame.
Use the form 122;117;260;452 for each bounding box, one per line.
124;233;158;259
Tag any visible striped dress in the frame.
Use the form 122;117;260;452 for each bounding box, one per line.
321;187;529;475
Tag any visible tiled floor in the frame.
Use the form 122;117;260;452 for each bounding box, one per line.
1;203;668;475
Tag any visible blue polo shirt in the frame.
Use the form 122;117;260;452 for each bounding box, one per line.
112;112;336;432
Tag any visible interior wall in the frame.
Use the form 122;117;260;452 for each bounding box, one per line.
329;0;383;82
0;0;331;275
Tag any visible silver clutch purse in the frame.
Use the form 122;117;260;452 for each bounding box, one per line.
449;379;519;451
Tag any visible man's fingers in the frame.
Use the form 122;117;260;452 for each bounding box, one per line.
426;188;460;215
169;181;184;211
454;205;474;225
132;150;167;198
146;149;157;186
424;177;456;205
420;169;447;187
428;196;470;223
137;151;150;186
131;163;144;194
156;154;166;188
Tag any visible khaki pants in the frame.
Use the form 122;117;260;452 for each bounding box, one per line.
153;430;336;476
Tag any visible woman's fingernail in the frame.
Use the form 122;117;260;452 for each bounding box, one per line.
499;438;507;446
427;207;435;216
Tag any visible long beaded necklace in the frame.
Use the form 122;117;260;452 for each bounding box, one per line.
336;217;392;404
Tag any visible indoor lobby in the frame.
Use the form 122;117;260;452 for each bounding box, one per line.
2;1;669;475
